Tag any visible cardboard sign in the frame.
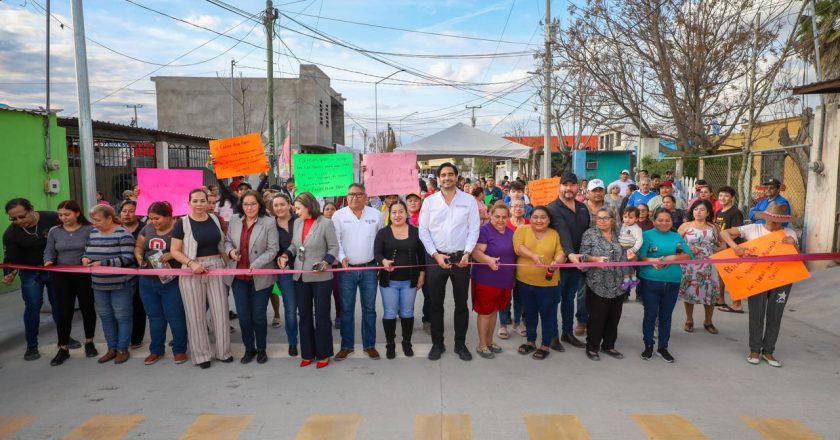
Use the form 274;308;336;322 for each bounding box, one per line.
293;153;354;197
712;230;810;300
209;133;270;179
528;177;561;206
136;168;204;216
362;152;419;196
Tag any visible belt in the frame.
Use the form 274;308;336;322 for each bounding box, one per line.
348;260;376;268
440;251;465;259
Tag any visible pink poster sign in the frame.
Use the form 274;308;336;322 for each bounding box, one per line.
136;168;204;217
362;152;419;197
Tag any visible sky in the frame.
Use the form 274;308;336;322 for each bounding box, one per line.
0;0;566;148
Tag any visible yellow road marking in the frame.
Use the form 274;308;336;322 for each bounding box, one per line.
179;415;252;440
413;414;472;440
0;416;36;439
62;415;144;440
632;415;708;440
295;415;361;440
741;416;823;440
523;415;590;440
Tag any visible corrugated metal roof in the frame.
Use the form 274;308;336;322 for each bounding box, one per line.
0;105;56;116
57;116;212;141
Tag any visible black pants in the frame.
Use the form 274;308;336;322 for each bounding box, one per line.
53;272;96;346
421;285;430;324
425;261;470;346
296;279;334;360
131;285;146;346
585;287;623;353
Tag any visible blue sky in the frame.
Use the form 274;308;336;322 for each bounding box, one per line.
0;0;575;147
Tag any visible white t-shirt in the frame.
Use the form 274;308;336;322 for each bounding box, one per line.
332;206;384;264
737;224;798;245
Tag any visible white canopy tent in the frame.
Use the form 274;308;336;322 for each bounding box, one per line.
396;123;532;159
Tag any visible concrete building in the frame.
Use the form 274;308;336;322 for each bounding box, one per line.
152;64;345;153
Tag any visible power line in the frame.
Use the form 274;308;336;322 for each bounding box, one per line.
480;0;518;84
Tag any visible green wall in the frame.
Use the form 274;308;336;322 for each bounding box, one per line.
0;109;70;292
583;151;632;182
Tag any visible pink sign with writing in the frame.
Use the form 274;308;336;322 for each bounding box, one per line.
362;152;419;197
136;168;204;216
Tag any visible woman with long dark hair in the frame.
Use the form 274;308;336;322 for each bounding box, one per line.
678;199;723;334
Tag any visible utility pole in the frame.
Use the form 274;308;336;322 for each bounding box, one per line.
126;104;143;127
542;0;553;179
230;59;235;137
44;0;53;173
375;69;403;153
265;1;277;186
466;105;482;127
70;0;96;210
399;111;418;145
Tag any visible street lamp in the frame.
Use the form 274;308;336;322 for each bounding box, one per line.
399;111;418;146
374;69;403;153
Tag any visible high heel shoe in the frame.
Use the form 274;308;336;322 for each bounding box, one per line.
316;358;330;369
299;359;313;367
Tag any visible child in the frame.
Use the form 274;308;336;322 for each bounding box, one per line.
619;206;643;290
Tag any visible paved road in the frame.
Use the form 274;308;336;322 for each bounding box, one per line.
0;284;837;439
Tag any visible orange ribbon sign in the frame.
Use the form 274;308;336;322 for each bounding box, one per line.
711;230;810;300
209;133;270;179
528;177;560;207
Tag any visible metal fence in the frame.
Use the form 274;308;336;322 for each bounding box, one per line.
67;137;156;205
168;144;216;186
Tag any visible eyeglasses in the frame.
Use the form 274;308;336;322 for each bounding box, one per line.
595;217;612;222
347;193;365;198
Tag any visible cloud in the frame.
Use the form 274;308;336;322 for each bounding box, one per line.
179;14;223;30
428;61;483;83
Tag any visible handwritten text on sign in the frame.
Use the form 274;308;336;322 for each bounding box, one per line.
136;168;204;216
362;152;419;196
711;230;810;300
209;132;270;179
293;153;354;197
528;177;561;206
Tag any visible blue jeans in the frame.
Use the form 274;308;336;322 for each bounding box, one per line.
576;277;588;325
139;276;188;356
640;279;680;348
520;281;557;347
94;283;135;351
380;280;416;319
499;283;523;326
339;269;378;349
553;269;582;338
232;279;272;352
277;274;298;347
18;270;58;348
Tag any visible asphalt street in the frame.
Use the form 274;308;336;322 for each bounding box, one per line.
0;282;837;439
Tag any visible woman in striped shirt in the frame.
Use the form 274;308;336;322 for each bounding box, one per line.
82;204;137;365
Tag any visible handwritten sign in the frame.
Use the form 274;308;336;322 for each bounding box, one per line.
712;230;810;300
293;153;354;197
362;152;419;196
136;168;204;216
209;133;270;179
528;177;561;206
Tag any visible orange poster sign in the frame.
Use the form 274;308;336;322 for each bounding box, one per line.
209;133;270;179
528;177;560;207
711;230;810;301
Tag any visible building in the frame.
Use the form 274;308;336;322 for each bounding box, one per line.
504;135;599;152
597;127;638;151
152;65;345;153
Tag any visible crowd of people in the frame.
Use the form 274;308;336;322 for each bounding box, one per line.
1;163;798;369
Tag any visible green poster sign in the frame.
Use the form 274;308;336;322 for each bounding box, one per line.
293;153;354;197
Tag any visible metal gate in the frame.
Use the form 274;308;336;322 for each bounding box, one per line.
67;136;156;205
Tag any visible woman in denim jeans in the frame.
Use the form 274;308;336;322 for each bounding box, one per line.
272;193;300;357
82;204;137;365
134;201;188;366
374;201;425;359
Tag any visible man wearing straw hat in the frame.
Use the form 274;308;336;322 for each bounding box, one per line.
720;203;798;368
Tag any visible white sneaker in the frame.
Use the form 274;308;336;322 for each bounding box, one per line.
746;355;759;365
761;353;782;368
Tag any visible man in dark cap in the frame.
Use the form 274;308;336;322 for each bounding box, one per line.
545;173;589;351
749;178;791;226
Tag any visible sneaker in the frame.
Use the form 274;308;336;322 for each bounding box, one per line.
476;346;494;359
24;346;40;361
271;317;282;329
68;338;82;349
630;278;641;288
761;353;782;368
454;344;472;361
428;344;445;361
619;279;633;290
50;349;70;366
641;345;654;360
335;348;354;361
488;343;503;354
656;347;675;363
84;342;98;358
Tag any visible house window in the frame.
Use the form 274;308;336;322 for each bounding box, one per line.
319;100;324;126
760;151;785;183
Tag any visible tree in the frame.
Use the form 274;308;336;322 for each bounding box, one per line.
557;0;801;155
385;124;397;152
474;158;495;177
796;0;840;102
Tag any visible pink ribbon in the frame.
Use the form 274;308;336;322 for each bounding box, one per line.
3;253;839;277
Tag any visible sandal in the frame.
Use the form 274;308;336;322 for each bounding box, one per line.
713;302;727;307
718;305;744;314
271;317;282;328
497;326;510;340
518;343;536;355
514;324;527;337
704;323;719;334
684;321;694;333
532;348;549;360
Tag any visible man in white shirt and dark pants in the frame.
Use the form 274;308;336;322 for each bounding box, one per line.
419;163;480;361
333;183;385;361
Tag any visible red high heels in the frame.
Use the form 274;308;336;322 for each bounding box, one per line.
316;358;330;369
299;359;313;367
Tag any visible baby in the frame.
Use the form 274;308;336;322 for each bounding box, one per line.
619;207;643;290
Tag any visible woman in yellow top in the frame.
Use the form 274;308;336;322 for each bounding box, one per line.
513;206;566;360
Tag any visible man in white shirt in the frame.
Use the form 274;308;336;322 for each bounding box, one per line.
332;183;385;361
609;169;636;195
419;162;481;361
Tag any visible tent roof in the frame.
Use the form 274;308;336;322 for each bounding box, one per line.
397;123;532;159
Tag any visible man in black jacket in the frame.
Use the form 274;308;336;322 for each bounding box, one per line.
545;173;589;351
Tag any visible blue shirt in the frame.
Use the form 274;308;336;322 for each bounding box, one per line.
748;195;791;226
627;190;657;207
485;186;503;204
638;228;695;283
